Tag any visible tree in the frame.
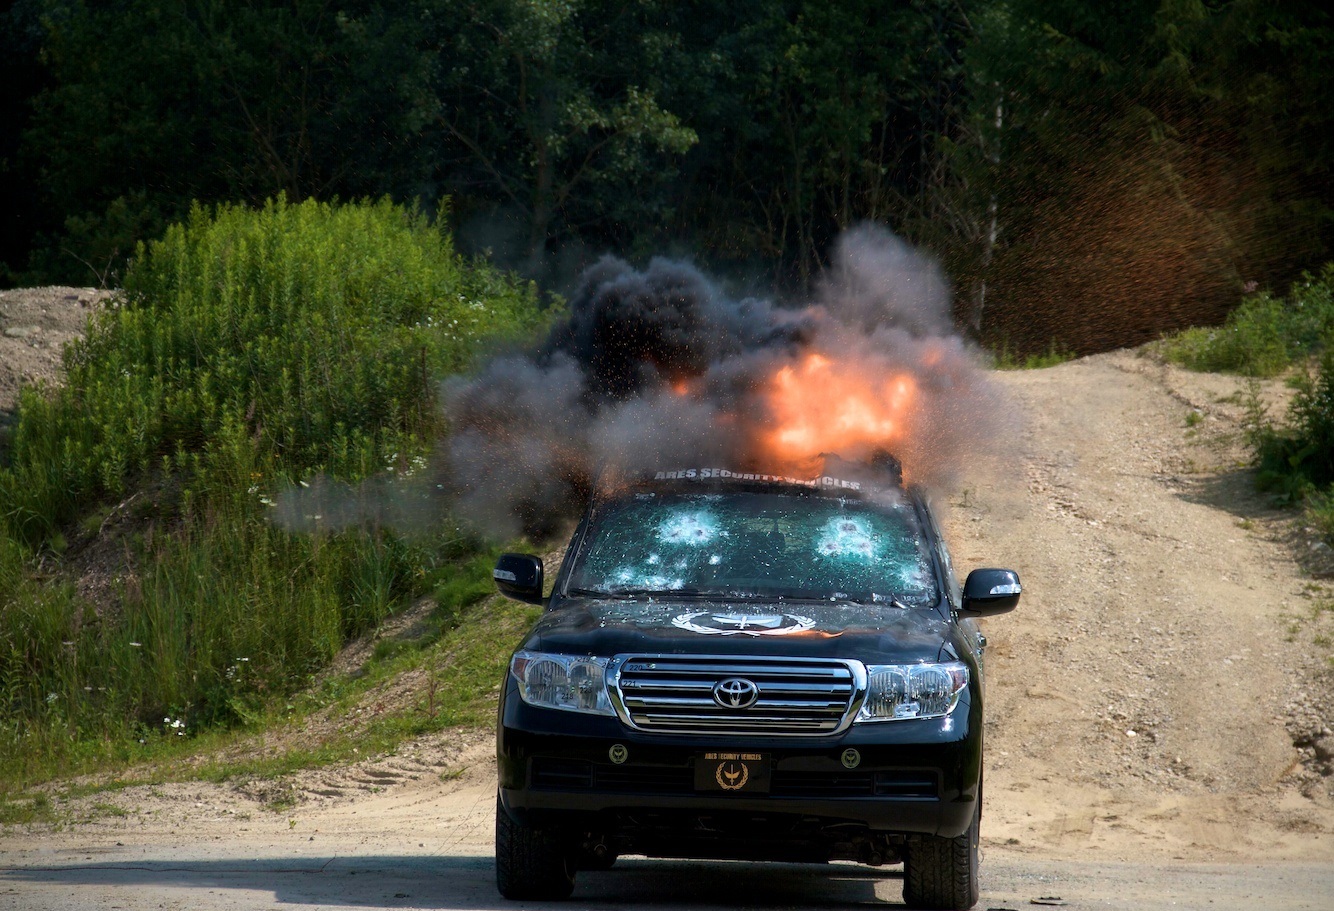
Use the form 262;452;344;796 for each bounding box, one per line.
959;0;1268;353
18;0;432;284
425;0;697;268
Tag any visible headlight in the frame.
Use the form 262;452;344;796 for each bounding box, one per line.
510;651;615;716
856;661;969;722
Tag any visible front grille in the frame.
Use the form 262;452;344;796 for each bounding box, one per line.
531;758;693;794
612;655;861;736
770;770;874;796
531;757;594;789
771;770;939;799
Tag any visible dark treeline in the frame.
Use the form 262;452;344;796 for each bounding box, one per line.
2;0;1330;354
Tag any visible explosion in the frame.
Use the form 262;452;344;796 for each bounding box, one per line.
760;353;918;471
442;224;1006;537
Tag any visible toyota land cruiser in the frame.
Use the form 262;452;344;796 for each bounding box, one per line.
491;460;1019;910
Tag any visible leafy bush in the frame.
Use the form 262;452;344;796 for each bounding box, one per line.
1;196;538;544
1309;489;1334;549
1248;350;1334;546
1160;266;1334;376
1251;353;1334;493
0;197;542;783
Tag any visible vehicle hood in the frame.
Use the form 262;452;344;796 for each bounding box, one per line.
521;597;959;664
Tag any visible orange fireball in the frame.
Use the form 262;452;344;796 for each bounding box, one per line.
761;352;917;466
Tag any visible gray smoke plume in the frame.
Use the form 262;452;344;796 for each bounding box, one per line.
276;224;1006;540
820;224;954;336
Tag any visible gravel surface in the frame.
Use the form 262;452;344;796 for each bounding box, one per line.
0;286;111;412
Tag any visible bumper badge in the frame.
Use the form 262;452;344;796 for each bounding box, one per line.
716;760;750;790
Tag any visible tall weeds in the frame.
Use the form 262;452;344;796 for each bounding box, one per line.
0;197;540;784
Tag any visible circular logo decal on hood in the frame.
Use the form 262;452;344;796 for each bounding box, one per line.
671;611;817;637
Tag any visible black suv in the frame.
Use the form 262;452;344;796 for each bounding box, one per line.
491;462;1019;910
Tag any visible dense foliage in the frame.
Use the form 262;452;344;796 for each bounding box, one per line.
3;1;1330;354
1251;352;1334;546
1161;265;1334;546
1160;265;1334;377
0;198;540;782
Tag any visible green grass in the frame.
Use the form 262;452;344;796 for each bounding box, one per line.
0;792;52;826
0;518;506;786
1305;485;1334;546
1159;265;1334;377
991;339;1076;370
1249;351;1334;500
196;595;540;788
1240;348;1334;559
0;551;535;802
3;589;537;808
0;197;546;790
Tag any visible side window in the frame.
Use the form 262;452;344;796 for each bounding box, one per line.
918;498;961;611
938;540;962;611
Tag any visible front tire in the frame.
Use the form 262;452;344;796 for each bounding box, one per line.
902;803;980;910
495;794;576;900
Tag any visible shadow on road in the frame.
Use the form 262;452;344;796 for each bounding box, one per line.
1;855;903;909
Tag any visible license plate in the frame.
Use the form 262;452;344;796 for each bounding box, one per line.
694;752;771;793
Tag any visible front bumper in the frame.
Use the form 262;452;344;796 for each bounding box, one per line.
497;685;982;850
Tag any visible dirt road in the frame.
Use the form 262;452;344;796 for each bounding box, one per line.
1;739;1331;910
952;350;1334;864
2;308;1333;907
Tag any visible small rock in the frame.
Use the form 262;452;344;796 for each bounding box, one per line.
1315;736;1334;764
3;326;39;339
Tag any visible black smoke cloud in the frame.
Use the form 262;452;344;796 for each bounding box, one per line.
276;225;1006;540
441;256;779;537
442;224;1003;538
539;256;813;402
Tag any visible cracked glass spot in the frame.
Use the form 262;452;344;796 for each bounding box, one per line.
817;516;879;560
658;510;720;545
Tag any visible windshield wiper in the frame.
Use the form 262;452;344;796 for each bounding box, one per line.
826;592;912;609
565;586;616;599
611;587;723;599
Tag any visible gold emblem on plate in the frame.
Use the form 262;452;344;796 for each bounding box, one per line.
715;760;749;790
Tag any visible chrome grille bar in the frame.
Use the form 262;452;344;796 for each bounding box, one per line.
609;654;866;736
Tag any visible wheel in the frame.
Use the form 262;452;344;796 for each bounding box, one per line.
494;794;576;900
902;802;980;910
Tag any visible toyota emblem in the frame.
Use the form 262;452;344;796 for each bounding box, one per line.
712;677;760;709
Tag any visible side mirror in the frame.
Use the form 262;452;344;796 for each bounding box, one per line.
493;553;544;605
960;568;1021;618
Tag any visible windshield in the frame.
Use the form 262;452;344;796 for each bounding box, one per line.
565;489;939;604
